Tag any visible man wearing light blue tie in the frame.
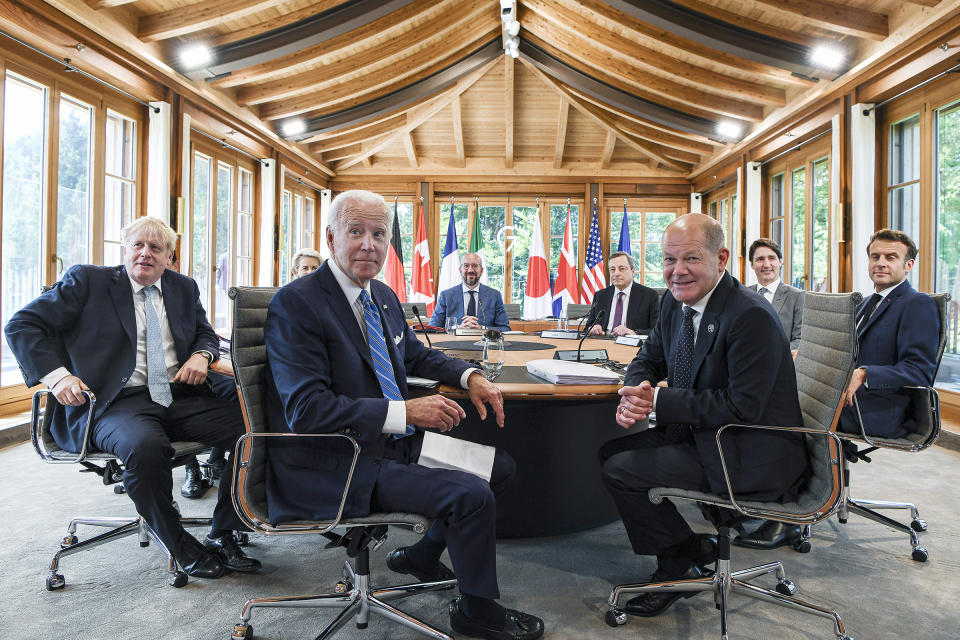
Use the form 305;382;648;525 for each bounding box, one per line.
430;254;511;331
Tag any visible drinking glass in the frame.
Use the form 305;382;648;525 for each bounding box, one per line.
445;317;458;333
481;334;505;380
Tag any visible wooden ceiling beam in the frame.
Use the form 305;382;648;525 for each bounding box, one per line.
666;0;819;46
521;58;685;172
403;132;419;168
138;0;278;43
522;21;766;122
234;1;493;105
258;33;499;122
745;0;888;41
334;57;498;171
308;115;407;153
523;0;786;107
600;131;617;169
209;1;345;48
88;0;139;8
322;143;364;163
504;55;514;169
554;100;568;169
451;95;465;168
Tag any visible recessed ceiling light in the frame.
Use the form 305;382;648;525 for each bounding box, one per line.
282;119;306;137
716;121;742;139
810;44;845;71
179;43;211;70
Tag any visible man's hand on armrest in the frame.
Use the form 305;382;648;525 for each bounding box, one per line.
173;352;209;385
466;370;504;427
405;395;466;432
616;381;654;429
52;375;90;406
844;367;867;407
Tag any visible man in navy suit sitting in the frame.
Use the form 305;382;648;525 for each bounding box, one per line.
430;254;511;331
839;228;939;439
263;190;543;640
4;217;260;580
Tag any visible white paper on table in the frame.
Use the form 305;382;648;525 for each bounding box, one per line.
417;431;496;482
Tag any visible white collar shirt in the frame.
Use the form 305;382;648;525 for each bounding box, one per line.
757;278;781;305
126;274;179;387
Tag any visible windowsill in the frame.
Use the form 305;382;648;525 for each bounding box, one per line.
0;411;31;449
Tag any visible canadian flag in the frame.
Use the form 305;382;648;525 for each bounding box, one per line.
523;211;552;320
552;205;578;318
409;204;435;316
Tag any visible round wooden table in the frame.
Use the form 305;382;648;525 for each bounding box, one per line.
417;332;646;538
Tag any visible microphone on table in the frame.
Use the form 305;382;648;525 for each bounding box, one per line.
577;309;606;362
411;305;432;348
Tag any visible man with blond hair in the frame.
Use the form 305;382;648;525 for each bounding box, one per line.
5;216;260;581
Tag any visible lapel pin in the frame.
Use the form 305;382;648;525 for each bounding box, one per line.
707;324;715;333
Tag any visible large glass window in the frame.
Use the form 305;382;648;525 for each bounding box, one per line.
278;178;319;284
935;100;960;392
437;200;468;257
510;205;538;305
191;151;212;309
477;204;506;295
769;173;784;248
606;201;678;287
57;95;94;275
236;168;254;288
889;115;921;242
811;158;831;291
790;168;807;289
103;110;137;265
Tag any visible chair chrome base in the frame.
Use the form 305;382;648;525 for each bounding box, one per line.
839;496;929;561
232;552;456;640
606;536;851;640
46;513;212;590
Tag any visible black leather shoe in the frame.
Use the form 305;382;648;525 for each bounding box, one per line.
180;459;207;499
205;534;262;573
386;547;456;583
176;534;227;579
449;596;544;640
622;564;706;617
208;456;227;480
732;520;803;550
689;534;718;570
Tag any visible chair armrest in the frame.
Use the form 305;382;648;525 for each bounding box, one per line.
30;389;97;464
231;432;361;535
714;423;844;523
849;386;940;451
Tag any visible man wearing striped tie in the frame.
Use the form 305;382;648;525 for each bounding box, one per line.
263;190;544;640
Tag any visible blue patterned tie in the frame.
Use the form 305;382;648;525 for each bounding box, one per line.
668;306;697;440
359;290;413;437
142;286;173;407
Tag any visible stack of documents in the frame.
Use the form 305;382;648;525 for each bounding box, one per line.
526;359;621;385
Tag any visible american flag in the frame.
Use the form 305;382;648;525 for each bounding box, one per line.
581;203;606;303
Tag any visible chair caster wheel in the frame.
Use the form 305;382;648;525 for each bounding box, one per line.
912;547;928;562
911;518;927;532
60;535;78;549
605;608;627;627
45;573;65;591
235;532;249;546
113;485;125;494
792;539;811;553
170;571;188;587
140;541;150;548
775;579;797;596
231;623;252;639
335;579;352;594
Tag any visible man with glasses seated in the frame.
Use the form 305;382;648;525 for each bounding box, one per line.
430;253;511;331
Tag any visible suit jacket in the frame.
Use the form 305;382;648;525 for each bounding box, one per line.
264;263;473;523
586;282;659;334
839;279;939;439
3;264;218;453
626;272;807;499
748;282;804;349
430;283;511;331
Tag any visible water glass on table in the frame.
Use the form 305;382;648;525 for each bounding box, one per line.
445;317;458;333
481;333;504;380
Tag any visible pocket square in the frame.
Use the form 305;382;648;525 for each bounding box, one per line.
394;334;403;345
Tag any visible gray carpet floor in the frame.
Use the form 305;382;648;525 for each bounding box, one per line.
1;439;958;640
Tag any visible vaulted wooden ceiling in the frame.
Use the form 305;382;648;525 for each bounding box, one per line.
20;0;952;179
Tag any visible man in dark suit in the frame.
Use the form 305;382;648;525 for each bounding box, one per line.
839;228;939;439
600;213;807;618
430;253;511;331
264;190;543;640
586;252;659;336
747;238;803;352
4;217;260;580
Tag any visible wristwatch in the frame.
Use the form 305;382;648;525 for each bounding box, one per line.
193;350;216;364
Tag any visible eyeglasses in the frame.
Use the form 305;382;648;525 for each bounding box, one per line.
462;263;482;269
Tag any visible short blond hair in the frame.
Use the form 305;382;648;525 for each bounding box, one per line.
122;217;177;253
292;248;324;276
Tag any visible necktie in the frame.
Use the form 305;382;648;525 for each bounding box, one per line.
668;306;697;440
467;290;477;317
359;290;413;437
612;291;624;329
758;287;769;296
857;293;882;335
142;286;172;407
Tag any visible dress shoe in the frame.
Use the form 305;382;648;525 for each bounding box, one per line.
180;460;208;499
208;456;227;480
622;563;706;617
449;596;544;640
732;520;803;550
204;533;262;573
176;534;227;579
385;547;456;583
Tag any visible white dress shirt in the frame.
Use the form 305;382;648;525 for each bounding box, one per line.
327;259;477;434
606;285;632;332
756;278;781;305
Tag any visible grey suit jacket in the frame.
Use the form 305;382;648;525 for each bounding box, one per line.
750;282;803;350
